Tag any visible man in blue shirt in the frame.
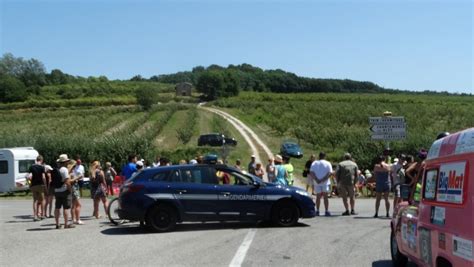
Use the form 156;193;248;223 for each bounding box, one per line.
122;154;137;179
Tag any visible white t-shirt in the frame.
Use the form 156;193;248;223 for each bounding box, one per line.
310;160;333;185
55;166;69;193
391;163;404;185
72;165;85;178
60;167;69;181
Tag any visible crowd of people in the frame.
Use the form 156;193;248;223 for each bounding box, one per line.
300;149;428;218
25;147;428;229
26;154;118;229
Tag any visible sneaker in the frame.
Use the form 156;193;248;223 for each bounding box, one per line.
75;220;85;225
342;211;350;216
64;224;76;229
315;210;320;216
325;211;331;217
33;217;40;222
351;210;357;215
55;224;62;229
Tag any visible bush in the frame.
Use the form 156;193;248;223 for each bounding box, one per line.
136;86;158;110
0;74;28;102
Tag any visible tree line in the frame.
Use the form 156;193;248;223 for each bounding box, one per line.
2;53;468;103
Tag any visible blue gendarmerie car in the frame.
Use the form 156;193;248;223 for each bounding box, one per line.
118;164;316;232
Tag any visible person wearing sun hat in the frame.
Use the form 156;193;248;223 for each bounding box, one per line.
54;154;75;229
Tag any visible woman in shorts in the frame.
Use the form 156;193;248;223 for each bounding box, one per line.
373;155;391;218
90;161;108;219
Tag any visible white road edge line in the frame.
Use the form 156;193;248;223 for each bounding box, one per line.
229;228;257;267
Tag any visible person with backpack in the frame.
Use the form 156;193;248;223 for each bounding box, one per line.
53;154;75;229
390;154;406;210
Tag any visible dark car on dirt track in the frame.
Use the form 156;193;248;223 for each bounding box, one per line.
198;133;237;147
280;142;303;158
117;164;316;232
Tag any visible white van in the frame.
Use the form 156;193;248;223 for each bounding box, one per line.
0;147;39;193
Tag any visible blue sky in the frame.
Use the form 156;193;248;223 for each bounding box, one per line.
1;0;472;93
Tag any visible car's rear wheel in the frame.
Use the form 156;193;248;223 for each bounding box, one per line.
271;200;299;227
146;204;177;233
391;230;408;267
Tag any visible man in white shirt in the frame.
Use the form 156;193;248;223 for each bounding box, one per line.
309;152;333;216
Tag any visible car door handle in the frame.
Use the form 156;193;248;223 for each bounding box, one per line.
176;190;187;194
221;192;231;197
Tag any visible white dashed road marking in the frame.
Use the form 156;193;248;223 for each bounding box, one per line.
229;228;257;267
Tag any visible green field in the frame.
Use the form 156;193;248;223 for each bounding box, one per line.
213;92;474;172
1;102;252;170
3;90;473;176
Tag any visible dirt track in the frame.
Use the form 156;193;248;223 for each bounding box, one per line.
200;105;305;188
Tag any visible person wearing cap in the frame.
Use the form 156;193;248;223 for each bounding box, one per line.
309;152;332;216
335;153;359;215
44;164;54;218
248;155;256;175
274;155;288;185
54;154;75;229
27;155;46;221
132;160;144;177
70;158;84;225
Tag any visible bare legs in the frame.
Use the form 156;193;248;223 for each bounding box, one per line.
374;191;390;217
93;197;108;218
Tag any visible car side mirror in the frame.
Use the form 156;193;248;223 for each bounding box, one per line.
252;180;260;188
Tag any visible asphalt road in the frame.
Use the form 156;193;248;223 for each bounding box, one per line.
0;197;405;267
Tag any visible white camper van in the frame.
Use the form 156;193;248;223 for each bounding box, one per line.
0;147;39;193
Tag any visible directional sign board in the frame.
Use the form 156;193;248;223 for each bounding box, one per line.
369;116;406;141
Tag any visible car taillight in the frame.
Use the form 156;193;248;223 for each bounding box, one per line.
123;184;145;193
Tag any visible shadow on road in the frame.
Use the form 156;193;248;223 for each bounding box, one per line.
353;216;391;220
101;221;310;235
26;228;55;232
5;214;34;224
372;260;417;267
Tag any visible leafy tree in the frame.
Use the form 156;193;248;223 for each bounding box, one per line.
47;69;70;85
0;53;46;87
196;71;224;100
130;75;145;81
135;86;158;110
0;74;28;102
